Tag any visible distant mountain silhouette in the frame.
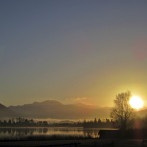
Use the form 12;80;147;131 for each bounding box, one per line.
4;100;147;119
0;103;17;118
9;100;112;119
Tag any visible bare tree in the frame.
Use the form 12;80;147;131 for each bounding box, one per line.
111;91;134;130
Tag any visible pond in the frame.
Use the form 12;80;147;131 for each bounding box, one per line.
0;127;101;139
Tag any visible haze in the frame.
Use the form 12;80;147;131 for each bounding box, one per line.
0;0;147;106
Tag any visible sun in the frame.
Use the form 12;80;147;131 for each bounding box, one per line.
129;96;144;110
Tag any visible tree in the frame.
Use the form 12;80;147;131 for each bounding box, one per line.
110;91;134;130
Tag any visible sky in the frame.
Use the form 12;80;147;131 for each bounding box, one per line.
0;0;147;107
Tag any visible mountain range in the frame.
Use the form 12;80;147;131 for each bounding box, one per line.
0;100;147;119
9;100;111;119
0;100;111;119
0;103;17;118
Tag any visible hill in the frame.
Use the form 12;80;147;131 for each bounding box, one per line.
9;100;112;119
0;103;17;118
1;100;147;119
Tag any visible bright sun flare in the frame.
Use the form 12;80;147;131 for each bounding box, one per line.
129;96;144;110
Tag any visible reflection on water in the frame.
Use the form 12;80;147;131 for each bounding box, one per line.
0;127;99;139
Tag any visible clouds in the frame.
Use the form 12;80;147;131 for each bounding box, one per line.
63;97;97;106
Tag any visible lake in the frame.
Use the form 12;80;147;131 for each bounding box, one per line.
0;127;101;139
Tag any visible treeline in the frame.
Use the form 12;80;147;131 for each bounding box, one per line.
83;118;117;128
0;117;117;128
0;118;47;127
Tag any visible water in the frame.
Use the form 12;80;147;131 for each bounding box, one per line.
0;127;100;139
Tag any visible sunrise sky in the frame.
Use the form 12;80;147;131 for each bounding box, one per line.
0;0;147;106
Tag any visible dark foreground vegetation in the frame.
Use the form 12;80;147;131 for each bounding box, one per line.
99;129;147;139
0;137;146;147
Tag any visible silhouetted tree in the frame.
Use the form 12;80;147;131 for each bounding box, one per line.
110;91;134;130
94;118;97;124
